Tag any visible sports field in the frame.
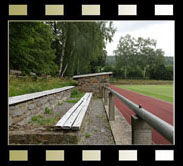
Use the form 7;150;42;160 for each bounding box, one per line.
116;85;173;103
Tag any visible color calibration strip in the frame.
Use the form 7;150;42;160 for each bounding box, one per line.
9;150;174;161
46;150;64;161
9;5;27;16
9;150;28;161
8;4;174;16
45;5;64;16
118;5;137;15
82;5;100;16
82;150;101;161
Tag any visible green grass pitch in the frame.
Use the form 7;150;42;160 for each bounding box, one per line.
116;84;174;103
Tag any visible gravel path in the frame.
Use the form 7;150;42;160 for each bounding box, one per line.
79;99;115;145
110;85;173;145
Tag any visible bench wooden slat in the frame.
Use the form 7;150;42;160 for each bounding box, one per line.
9;86;74;105
55;93;89;128
72;93;92;130
62;93;90;129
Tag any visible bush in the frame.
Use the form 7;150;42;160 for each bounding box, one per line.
112;67;125;78
103;65;113;72
148;65;173;80
165;65;173;80
127;67;143;79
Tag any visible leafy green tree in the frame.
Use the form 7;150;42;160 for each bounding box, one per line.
114;35;137;78
136;37;156;78
148;64;166;80
127;66;143;79
50;21;116;76
114;35;167;79
165;65;173;80
9;22;57;75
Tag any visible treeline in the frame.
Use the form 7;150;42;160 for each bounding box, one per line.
9;22;115;77
106;56;173;66
103;35;173;80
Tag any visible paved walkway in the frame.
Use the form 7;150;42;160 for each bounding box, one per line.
110;85;174;145
79;99;115;145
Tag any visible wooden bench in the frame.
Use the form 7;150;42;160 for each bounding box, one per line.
55;93;92;130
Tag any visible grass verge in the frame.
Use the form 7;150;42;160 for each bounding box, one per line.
31;115;57;126
9;77;78;97
65;99;80;103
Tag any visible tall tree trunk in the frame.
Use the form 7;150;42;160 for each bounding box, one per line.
61;64;68;77
58;35;67;77
61;42;75;77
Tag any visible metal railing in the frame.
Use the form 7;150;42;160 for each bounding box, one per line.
103;86;174;144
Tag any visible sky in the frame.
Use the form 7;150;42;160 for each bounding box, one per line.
106;21;174;57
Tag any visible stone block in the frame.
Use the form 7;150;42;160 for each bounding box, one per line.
18;103;27;110
28;104;35;110
131;115;152;145
9;87;73;126
37;101;43;107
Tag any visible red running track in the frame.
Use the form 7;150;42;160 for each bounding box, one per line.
109;85;174;145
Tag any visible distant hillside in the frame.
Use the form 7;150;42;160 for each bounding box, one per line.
106;56;173;66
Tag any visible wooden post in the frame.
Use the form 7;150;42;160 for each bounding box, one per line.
131;114;152;144
103;86;105;99
109;92;115;121
104;88;108;105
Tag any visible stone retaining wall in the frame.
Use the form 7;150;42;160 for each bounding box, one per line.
9;86;74;126
9;96;92;145
73;72;112;97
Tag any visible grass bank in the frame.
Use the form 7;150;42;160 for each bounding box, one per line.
117;84;173;103
9;77;78;97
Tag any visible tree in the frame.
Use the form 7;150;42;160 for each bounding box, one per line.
114;35;166;79
136;37;156;78
114;35;137;78
9;22;57;75
9;21;116;77
50;21;116;76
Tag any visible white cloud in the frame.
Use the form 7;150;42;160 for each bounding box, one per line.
106;21;174;57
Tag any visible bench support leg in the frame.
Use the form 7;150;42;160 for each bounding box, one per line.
104;89;108;105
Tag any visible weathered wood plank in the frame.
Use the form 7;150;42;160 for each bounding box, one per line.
73;72;112;79
55;93;89;128
9;86;74;105
62;93;90;129
72;93;92;130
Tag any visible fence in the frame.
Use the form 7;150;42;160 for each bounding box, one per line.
103;86;174;144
